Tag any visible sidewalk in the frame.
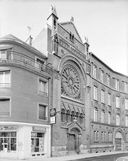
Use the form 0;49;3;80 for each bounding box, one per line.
0;151;128;161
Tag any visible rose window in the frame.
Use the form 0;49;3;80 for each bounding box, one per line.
61;65;80;98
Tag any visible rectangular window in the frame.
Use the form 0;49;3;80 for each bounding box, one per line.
108;93;111;106
108;112;111;124
126;116;128;127
108;132;113;142
93;86;98;100
0;98;10;116
101;90;105;103
125;99;128;110
106;74;110;86
101;132;105;142
0;70;10;87
38;104;47;120
116;114;120;126
39;79;48;96
94;108;98;122
100;70;104;83
31;132;44;153
0;132;16;152
101;110;105;123
116;96;120;108
115;79;119;91
93;65;97;78
124;82;128;93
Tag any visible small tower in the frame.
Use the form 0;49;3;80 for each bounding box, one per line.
47;5;58;36
84;37;90;61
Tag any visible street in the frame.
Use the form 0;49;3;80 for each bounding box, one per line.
75;153;128;161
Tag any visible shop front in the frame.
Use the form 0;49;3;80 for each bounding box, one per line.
0;123;51;159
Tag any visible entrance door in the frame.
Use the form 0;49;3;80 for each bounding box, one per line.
115;132;123;151
68;134;76;152
115;138;122;151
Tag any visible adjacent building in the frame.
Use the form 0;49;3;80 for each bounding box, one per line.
0;6;128;159
0;35;52;159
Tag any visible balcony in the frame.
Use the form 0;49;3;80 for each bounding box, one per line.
0;51;53;76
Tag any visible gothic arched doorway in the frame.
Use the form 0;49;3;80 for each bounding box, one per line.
114;131;124;151
67;127;81;154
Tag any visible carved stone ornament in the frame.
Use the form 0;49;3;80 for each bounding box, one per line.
61;65;80;98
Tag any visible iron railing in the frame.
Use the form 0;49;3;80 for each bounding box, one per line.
0;51;53;76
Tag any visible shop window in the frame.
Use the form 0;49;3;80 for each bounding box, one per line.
39;79;48;96
0;132;16;152
31;132;44;153
38;104;47;120
0;70;11;87
0;98;10;116
61;108;66;122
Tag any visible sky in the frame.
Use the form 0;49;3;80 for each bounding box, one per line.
0;0;128;75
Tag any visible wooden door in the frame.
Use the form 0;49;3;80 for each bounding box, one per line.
68;134;76;151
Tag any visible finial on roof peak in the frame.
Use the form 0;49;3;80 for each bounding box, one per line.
51;4;58;17
70;16;74;23
84;36;89;44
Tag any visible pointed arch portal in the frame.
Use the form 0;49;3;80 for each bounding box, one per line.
114;130;124;151
67;124;82;154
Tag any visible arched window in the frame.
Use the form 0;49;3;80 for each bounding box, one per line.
79;113;84;124
61;108;66;122
108;112;111;124
94;108;98;122
71;111;75;122
75;112;79;121
101;110;105;123
66;110;70;122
